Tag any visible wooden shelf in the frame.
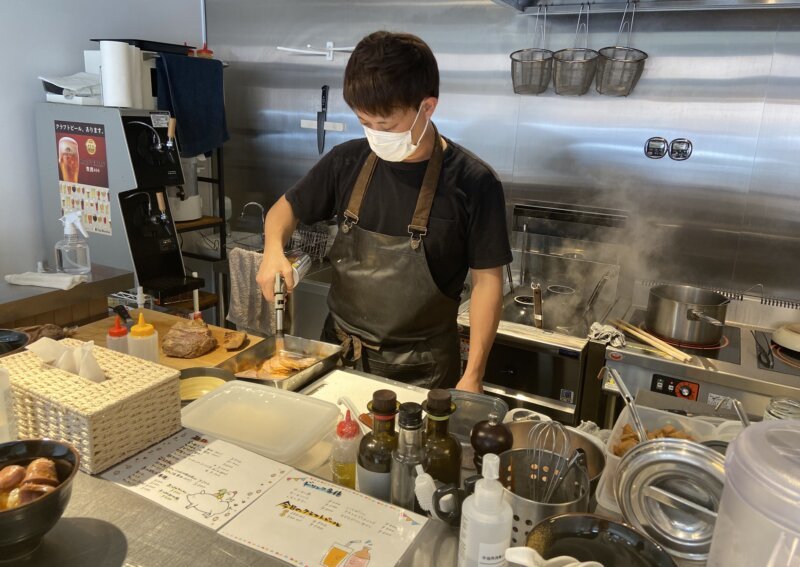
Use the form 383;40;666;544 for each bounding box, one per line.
175;216;224;233
159;290;219;314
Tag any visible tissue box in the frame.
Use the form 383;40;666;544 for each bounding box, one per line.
0;339;180;474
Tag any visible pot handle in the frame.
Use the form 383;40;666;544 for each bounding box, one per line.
687;309;724;326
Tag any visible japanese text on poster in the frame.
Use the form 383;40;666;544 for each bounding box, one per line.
54;120;112;235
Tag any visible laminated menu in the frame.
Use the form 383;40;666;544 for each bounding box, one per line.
101;428;289;529
103;429;427;565
219;473;427;567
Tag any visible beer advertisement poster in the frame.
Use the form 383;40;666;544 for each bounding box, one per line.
54;120;112;235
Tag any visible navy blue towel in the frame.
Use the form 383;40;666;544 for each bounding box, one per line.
156;54;229;157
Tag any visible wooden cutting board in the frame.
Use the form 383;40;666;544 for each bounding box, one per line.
72;309;262;371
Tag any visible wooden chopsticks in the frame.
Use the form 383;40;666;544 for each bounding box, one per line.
611;319;693;363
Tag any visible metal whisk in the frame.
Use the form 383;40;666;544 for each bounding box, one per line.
526;421;572;503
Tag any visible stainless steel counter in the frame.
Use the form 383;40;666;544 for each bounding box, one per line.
16;458;458;567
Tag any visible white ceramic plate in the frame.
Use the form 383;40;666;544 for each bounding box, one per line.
772;324;800;352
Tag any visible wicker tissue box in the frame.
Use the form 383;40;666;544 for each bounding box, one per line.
0;338;181;474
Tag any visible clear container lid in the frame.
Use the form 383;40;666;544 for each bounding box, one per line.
724;419;800;535
181;381;340;465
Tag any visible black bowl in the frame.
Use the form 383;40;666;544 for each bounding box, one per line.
527;513;677;567
0;329;29;358
0;439;80;560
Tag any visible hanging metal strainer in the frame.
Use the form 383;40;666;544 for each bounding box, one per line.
553;4;599;96
510;6;553;95
596;1;648;96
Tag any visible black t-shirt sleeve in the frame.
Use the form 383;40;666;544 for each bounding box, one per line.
283;147;340;225
466;170;513;270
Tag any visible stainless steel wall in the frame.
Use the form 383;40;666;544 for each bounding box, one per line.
208;0;800;301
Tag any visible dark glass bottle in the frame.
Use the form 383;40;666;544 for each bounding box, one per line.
422;389;462;487
391;402;425;512
356;389;398;502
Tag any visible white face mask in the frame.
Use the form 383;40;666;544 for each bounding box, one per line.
362;105;430;162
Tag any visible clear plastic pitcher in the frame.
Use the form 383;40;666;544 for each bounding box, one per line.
707;420;800;566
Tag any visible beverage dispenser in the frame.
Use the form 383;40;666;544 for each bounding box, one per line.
35;103;202;303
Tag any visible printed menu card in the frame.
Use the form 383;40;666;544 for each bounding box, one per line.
219;473;428;567
101;428;289;529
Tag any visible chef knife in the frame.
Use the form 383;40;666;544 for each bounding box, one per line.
317;85;329;155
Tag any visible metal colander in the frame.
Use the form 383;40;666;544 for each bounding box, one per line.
596;2;648;96
510;6;553;95
499;449;590;546
553;5;598;96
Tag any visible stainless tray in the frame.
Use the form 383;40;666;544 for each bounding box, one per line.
216;335;341;391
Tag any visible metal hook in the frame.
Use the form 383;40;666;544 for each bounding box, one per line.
616;1;637;48
533;5;548;50
574;4;590;50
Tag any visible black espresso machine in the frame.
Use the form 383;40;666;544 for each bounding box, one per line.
35;103;202;302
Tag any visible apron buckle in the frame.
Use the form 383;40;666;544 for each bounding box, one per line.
408;225;427;249
342;211;359;234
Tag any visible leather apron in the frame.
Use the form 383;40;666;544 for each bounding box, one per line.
322;127;461;389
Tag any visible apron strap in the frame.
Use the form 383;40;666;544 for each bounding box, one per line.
342;153;378;233
334;325;380;362
342;124;445;249
407;126;444;249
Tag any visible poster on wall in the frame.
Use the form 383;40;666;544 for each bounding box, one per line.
54;120;112;235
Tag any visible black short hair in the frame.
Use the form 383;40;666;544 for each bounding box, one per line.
343;31;439;116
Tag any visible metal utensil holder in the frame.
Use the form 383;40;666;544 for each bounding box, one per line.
596;2;648;96
553;4;599;96
499;448;590;546
510;6;553;95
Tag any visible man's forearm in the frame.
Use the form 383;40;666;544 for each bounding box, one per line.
460;268;503;389
264;196;299;254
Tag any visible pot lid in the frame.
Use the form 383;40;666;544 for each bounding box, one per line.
615;438;725;561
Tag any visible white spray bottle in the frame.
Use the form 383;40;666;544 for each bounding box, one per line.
458;453;513;567
55;210;91;275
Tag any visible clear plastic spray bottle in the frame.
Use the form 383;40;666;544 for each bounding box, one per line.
55;210;91;275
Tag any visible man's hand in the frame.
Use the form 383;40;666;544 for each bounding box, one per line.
255;252;294;302
255;196;300;302
455;372;483;393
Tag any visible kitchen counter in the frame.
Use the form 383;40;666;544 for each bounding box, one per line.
72;309;263;371
10;368;459;567
0;264;134;328
18;471;458;567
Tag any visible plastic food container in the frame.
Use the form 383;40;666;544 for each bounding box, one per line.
707;420;800;566
181;381;339;465
595;405;716;512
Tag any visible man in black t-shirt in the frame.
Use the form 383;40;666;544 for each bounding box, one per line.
256;31;511;392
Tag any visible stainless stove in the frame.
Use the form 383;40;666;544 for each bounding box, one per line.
603;282;800;422
458;202;626;425
753;330;800;378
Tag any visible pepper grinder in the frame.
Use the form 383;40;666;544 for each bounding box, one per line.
470;413;513;471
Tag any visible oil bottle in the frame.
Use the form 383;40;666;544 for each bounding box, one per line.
422;389;462;487
390;402;425;512
356;389;398;501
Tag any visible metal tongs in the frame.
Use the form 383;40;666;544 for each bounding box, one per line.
603;367;648;442
751;330;774;369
